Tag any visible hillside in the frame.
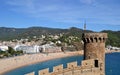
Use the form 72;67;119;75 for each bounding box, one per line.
0;27;87;40
0;27;25;40
0;27;66;40
0;27;119;47
101;30;120;47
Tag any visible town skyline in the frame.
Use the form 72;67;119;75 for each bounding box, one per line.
0;0;120;31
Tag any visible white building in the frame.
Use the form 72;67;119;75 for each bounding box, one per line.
40;44;61;53
106;45;120;50
0;46;8;51
14;45;40;54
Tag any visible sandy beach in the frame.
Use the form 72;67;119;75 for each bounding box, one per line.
0;50;120;75
0;51;83;75
105;49;120;53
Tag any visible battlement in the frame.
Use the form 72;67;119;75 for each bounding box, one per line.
82;33;107;43
25;32;107;75
25;59;102;75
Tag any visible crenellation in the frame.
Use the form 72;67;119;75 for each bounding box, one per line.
83;37;107;43
67;61;77;69
81;59;95;68
83;33;107;38
82;32;107;75
26;61;105;75
25;72;35;75
83;33;107;43
53;64;63;72
39;68;49;75
25;32;107;75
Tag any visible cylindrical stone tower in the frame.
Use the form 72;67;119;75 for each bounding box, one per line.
82;33;107;75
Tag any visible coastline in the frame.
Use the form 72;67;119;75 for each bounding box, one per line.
0;51;83;75
105;49;120;53
0;50;120;75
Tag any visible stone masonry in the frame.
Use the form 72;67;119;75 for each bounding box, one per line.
25;32;107;75
82;33;107;75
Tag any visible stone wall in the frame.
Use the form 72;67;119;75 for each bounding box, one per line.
25;32;107;75
82;33;107;75
25;59;101;75
82;33;107;60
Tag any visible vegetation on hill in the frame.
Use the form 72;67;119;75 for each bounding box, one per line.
101;30;120;47
0;27;119;47
0;27;68;40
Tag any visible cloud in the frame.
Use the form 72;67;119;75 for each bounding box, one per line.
6;0;36;13
6;0;70;13
4;0;120;26
5;0;82;23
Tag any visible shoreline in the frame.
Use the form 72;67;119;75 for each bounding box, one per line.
105;49;120;53
0;50;120;75
0;51;83;75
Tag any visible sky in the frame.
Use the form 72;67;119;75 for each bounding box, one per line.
0;0;120;31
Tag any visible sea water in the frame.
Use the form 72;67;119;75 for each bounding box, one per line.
3;53;120;75
105;53;120;75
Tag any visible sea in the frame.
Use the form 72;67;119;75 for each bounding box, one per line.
3;53;120;75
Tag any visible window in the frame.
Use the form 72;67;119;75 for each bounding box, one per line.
95;60;99;67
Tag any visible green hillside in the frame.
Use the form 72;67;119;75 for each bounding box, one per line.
102;30;120;47
0;27;119;47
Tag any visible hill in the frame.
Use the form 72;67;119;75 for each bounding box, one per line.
0;27;119;47
0;27;88;40
101;30;120;47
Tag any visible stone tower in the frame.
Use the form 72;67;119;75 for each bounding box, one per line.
82;33;107;75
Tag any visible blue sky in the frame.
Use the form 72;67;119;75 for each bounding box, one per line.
0;0;120;31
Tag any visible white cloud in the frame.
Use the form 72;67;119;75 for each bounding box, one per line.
5;0;81;23
4;0;120;26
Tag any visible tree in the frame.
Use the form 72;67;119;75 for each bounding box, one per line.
8;46;15;55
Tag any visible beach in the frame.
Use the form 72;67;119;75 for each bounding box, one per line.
105;49;120;53
0;50;120;75
0;51;83;75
